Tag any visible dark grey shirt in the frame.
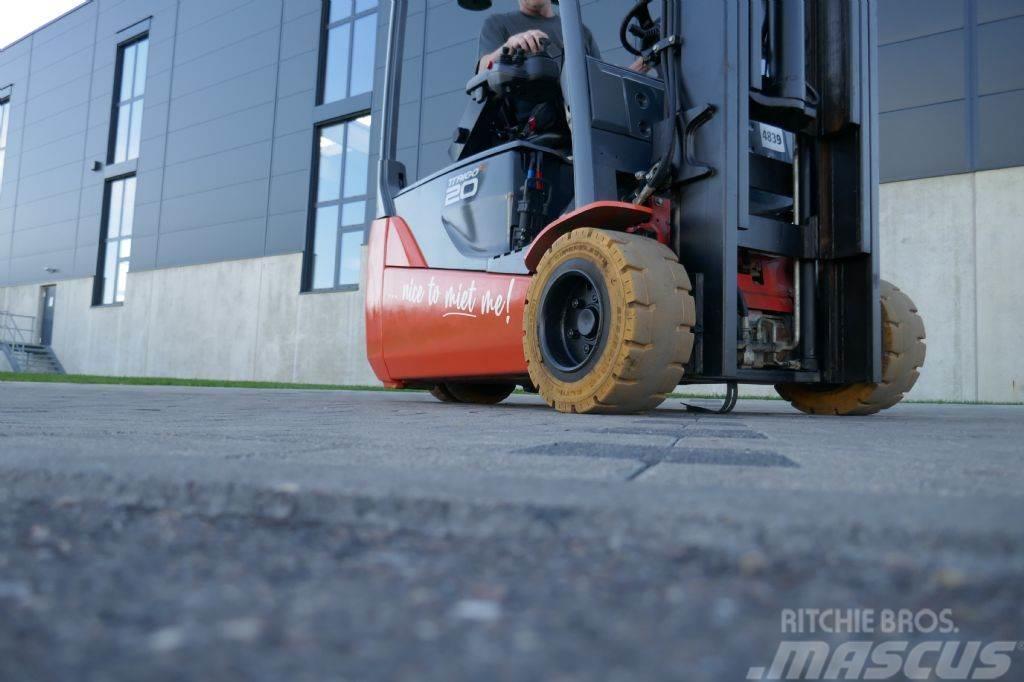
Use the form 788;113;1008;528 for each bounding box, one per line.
478;11;601;66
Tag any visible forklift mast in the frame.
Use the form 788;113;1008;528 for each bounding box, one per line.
375;0;882;387
672;0;881;385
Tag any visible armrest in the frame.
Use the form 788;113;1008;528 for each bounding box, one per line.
466;71;490;97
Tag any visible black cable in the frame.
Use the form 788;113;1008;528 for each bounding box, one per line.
645;0;679;194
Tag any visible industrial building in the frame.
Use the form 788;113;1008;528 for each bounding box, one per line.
0;0;1021;402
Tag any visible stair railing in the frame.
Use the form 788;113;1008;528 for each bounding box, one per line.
0;311;36;355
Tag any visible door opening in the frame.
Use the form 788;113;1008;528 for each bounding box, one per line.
40;285;56;346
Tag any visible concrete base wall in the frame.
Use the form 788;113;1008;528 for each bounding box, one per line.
2;167;1021;402
880;166;1023;403
0;253;376;386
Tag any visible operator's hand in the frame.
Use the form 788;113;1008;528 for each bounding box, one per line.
629;56;652;74
504;29;550;54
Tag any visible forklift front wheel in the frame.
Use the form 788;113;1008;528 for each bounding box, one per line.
775;280;926;416
524;228;696;414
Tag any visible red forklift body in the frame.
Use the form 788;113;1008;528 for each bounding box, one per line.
366;217;529;387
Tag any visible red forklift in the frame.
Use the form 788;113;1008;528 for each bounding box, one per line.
364;0;926;415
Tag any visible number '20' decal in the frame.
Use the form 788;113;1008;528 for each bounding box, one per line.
444;167;482;207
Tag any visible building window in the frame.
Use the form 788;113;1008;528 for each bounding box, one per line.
94;176;136;305
321;0;378;104
110;36;149;164
0;98;9;193
307;116;372;291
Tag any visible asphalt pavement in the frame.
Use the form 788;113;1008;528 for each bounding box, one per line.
0;382;1022;681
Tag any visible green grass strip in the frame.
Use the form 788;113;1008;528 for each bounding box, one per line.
0;372;410;392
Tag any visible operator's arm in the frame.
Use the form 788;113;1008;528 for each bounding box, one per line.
478;30;550;72
477;17;550;73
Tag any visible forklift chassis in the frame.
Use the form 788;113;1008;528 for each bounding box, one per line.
364;0;926;415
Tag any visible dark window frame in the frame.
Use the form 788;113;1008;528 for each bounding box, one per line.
0;96;10;197
302;113;373;293
304;0;380;294
107;33;149;165
317;0;379;106
92;174;137;307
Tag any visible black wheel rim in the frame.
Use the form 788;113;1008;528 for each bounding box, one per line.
539;268;605;374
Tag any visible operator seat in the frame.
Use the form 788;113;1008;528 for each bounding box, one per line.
449;46;571;162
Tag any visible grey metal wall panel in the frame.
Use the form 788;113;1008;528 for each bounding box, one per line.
177;0;258;33
425;4;478;54
977;0;1024;23
0;228;10;263
138;135;169;171
168;65;279;132
419;92;466;145
16;190;82;232
164;102;275;165
20;104;89;153
121;234;157;272
132;201;162;238
277;50;319;98
159;178;270;234
17;163;84;206
977;16;1024;95
75;207;102;247
422;41;477;99
174;2;281;65
879;1;1024;181
977;89;1024;170
171;32;281;100
11;220;77;258
26;47;95;100
879;30;965;112
156;217;267;267
267;169;310;216
271;130;312;176
880;101;969;182
284;0;320;23
266;210;307;253
272;89;315;136
0;207;14;235
9;249;75;283
280;13;320;61
162;141;272;200
29;11;98;71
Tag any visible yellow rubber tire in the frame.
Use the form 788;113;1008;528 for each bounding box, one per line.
524;228;696;414
775;280;926;415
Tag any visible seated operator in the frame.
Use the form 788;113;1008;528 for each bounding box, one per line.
477;0;649;74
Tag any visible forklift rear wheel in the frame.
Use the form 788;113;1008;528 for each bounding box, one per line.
775;280;926;415
524;228;696;414
439;382;516;405
429;384;460;402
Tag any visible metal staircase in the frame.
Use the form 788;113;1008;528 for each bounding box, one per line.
0;311;66;374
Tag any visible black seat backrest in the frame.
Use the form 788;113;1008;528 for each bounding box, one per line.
449;48;567;162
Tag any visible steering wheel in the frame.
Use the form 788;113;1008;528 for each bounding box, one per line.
621;0;661;56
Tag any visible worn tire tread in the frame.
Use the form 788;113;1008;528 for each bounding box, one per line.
775;280;926;416
524;228;695;414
